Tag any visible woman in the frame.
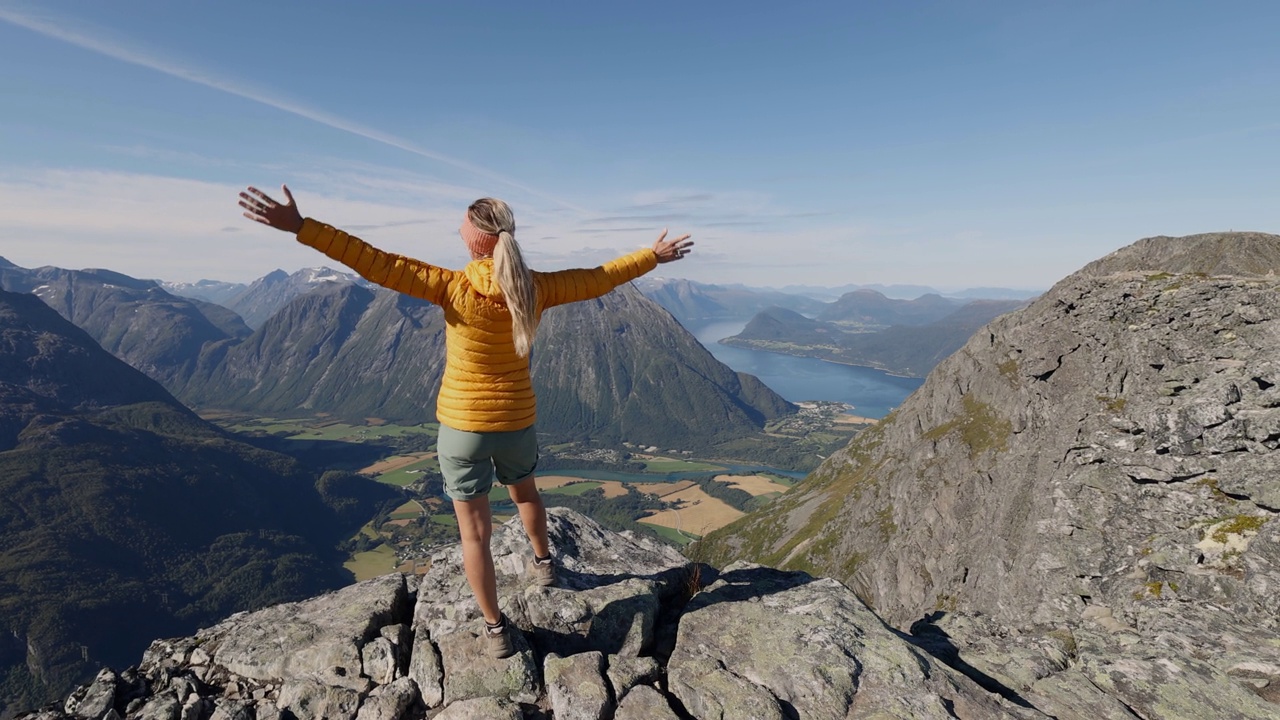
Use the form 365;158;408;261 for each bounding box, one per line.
238;185;692;658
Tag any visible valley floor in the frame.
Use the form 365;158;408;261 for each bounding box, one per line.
205;409;868;582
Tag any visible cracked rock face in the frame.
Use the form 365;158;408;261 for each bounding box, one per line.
703;231;1280;716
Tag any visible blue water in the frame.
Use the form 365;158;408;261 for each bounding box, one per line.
686;320;923;418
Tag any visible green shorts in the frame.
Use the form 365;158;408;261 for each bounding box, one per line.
437;424;539;501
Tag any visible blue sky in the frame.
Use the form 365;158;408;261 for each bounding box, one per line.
1;1;1277;290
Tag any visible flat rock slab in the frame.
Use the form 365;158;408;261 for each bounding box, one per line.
431;696;523;720
544;651;610;720
200;573;411;690
669;563;1029;720
437;626;538;706
614;684;681;720
354;677;417;720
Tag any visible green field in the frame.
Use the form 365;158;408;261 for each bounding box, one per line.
641;457;727;473
389;500;423;521
376;457;441;487
430;513;458;527
344;543;398;581
640;522;697;546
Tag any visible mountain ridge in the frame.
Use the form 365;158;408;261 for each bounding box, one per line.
700;231;1280;716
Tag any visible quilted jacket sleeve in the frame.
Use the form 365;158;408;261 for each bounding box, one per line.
535;248;659;309
296;218;454;306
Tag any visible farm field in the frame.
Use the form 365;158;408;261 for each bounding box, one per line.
639;486;744;537
539;475;628;498
361;452;437;475
633;480;696;498
344;543;398;581
713;474;792;496
370;456;440;487
640;457;727;473
644;524;695;546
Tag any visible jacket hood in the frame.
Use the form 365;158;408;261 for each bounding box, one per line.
464;259;505;301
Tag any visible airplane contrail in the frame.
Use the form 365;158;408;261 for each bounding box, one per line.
0;5;592;215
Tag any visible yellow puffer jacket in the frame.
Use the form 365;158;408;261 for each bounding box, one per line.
296;218;658;432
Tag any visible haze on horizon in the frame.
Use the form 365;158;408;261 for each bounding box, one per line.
1;1;1277;291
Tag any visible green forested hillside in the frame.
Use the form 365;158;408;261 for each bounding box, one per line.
0;290;397;717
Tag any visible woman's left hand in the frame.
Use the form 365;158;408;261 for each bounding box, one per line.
653;229;694;263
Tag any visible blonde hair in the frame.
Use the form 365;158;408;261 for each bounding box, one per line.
468;198;539;357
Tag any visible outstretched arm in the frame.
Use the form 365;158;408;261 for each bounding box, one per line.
537;229;694;309
239;185;453;305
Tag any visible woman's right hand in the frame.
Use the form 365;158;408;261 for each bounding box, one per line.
239;184;304;234
653;229;694;263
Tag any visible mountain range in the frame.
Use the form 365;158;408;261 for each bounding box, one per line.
776;281;1042;302
725;290;1028;377
163;266;368;330
217;267;367;329
156;278;247;306
0;289;397;717
632;277;826;323
1;260;794;453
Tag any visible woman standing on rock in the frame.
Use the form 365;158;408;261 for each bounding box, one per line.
238;185;692;658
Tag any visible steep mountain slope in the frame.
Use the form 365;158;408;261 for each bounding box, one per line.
0;262;250;390
182;282;448;420
533;284;795;447
0;290;396;717
224;267;365;329
0;292;184;450
182;283;794;451
701;232;1280;716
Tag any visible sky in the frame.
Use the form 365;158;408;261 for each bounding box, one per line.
1;1;1278;292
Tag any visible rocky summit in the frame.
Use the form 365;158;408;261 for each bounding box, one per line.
702;231;1280;718
22;508;1037;720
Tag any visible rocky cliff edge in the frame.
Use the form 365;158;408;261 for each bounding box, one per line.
21;508;1036;720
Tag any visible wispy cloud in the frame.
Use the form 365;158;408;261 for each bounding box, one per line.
0;4;591;215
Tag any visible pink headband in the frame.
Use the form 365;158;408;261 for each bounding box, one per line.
460;213;499;258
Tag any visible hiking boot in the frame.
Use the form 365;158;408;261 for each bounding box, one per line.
483;616;515;659
528;555;557;587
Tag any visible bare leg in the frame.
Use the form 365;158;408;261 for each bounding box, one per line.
507;474;550;558
452;495;501;624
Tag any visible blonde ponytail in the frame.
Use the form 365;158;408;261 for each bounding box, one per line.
494;229;538;356
469;199;539;357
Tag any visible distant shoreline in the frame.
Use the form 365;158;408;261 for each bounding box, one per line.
718;337;923;380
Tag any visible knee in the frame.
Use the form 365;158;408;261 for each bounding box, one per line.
458;524;491;546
